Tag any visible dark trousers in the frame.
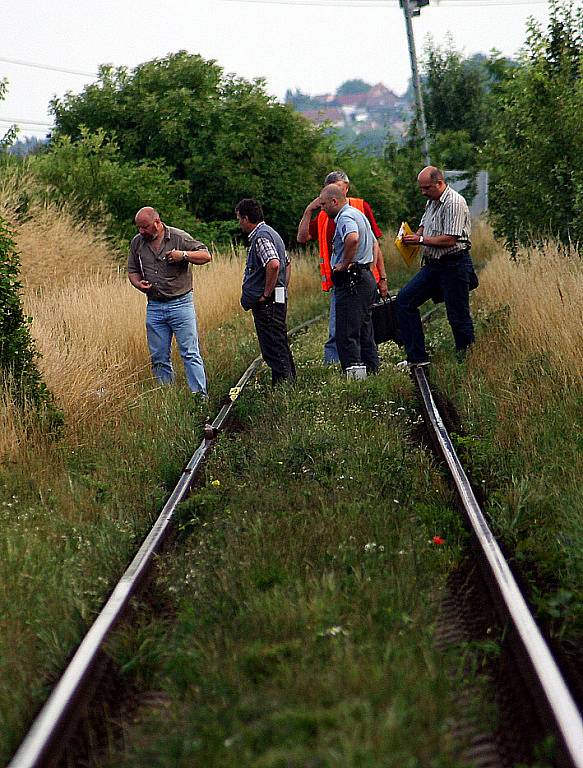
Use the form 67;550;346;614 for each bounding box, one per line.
396;251;475;363
334;270;379;372
251;301;296;386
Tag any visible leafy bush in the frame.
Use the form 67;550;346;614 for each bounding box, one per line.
486;0;583;249
0;217;53;410
49;52;341;243
32;129;200;248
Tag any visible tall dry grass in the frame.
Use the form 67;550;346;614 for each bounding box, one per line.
0;159;319;458
2;208;317;459
473;239;583;380
0;164;117;291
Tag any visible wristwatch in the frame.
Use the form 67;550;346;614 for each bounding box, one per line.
183;251;189;261
418;236;424;244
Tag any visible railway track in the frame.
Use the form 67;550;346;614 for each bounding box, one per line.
7;312;583;768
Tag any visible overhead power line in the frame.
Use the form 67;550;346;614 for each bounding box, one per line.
221;0;546;6
0;56;97;78
0;116;53;127
4;126;51;136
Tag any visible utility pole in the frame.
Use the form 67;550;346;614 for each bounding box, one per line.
400;0;431;166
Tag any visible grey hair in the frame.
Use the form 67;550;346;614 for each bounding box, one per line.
324;170;349;185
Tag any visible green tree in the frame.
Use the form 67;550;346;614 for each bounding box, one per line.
284;88;322;110
420;41;514;174
32;128;211;247
50;52;339;242
383;136;426;225
486;0;583;248
336;79;372;96
423;41;490;146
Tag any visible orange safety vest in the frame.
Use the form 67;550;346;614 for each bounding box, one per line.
317;197;380;292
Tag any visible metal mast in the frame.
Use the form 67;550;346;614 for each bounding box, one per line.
401;0;431;165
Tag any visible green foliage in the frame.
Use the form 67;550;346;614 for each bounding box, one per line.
31;128;235;248
383;136;426;225
339;148;405;227
430;129;476;171
336;78;372;96
50;52;339;243
423;41;491;147
421;41;514;173
284;88;323;111
486;0;583;249
0;217;52;409
101;329;470;767
332;125;389;157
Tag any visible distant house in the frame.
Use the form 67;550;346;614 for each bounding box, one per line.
290;82;410;140
300;107;345;127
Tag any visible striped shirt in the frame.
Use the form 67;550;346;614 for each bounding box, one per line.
249;222;290;266
420;185;471;260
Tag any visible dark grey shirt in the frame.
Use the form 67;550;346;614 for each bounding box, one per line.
420;185;471;260
128;225;207;301
241;222;287;310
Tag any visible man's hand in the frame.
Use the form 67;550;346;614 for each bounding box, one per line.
333;263;348;272
402;234;422;246
166;249;187;263
378;278;389;299
138;279;152;292
297;196;322;243
305;196;322;213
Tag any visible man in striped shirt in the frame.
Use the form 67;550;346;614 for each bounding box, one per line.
237;198;296;386
396;166;475;366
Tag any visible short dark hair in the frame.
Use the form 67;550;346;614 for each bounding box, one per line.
235;198;264;223
429;168;445;184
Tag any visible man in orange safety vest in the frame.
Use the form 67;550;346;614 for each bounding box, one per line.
297;170;388;363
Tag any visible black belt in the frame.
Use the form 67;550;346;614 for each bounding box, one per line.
350;262;371;270
425;249;469;264
148;290;192;303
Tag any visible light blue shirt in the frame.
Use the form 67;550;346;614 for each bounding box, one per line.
331;203;375;268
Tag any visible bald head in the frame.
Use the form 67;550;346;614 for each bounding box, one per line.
319;184;347;219
135;207;159;226
417;166;446;200
135;207;163;241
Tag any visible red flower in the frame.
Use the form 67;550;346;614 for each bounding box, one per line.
432;536;445;545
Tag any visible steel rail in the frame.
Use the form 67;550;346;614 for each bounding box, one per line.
412;366;583;768
8;312;323;768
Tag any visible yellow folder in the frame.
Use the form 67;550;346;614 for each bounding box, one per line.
394;221;420;267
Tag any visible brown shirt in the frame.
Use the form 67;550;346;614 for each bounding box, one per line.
128;225;208;301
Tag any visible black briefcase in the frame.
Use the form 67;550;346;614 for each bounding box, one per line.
371;295;402;346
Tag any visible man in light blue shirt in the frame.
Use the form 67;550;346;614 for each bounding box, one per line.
319;185;379;374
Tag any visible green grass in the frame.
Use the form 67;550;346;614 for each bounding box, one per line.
427;308;583;658
5;247;578;766
0;292;324;764
101;327;473;768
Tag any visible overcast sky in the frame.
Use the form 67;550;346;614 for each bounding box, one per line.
1;0;556;139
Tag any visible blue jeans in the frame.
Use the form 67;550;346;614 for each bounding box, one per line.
323;288;340;364
145;293;207;394
396;252;475;364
